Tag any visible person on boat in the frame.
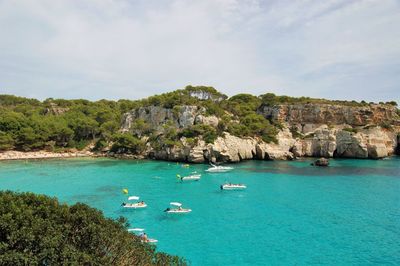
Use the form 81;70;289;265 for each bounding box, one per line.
141;233;148;242
121;202;126;206
178;206;183;210
164;207;170;212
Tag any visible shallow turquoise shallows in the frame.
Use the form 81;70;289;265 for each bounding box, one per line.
1;158;400;265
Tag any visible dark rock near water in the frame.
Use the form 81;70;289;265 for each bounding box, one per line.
311;158;329;166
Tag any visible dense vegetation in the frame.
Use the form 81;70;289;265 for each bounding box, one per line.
0;191;185;265
0;86;397;153
260;93;398;107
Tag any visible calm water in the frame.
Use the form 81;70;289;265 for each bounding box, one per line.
0;157;399;265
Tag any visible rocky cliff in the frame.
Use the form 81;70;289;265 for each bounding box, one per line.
259;103;400;126
119;103;400;163
258;103;400;160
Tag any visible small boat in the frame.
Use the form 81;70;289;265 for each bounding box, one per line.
206;163;233;172
164;202;192;213
177;173;201;181
128;228;158;243
220;183;247;190
128;228;145;232
122;196;147;209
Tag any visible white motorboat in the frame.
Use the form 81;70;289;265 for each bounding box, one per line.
220;183;247;190
164;202;192;213
122;196;147;209
177;173;201;181
128;228;145;233
127;228;158;243
206;163;233;172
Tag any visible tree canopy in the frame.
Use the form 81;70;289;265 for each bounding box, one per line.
0;191;185;265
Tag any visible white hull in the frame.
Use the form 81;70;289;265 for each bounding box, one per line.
206;166;233;172
142;238;158;243
181;174;201;181
166;209;192;213
221;184;246;190
123;203;147;209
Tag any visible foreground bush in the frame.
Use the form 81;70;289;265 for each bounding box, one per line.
0;191;185;265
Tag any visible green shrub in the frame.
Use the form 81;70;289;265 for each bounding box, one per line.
386;101;397;106
380;122;393;130
0;191;185;265
0;131;14;150
111;133;144;154
181;124;217;144
342;127;358;134
259;92;371;107
289;125;302;139
94;139;108;151
185;137;197;146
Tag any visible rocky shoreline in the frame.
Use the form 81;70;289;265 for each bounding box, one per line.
1;149;398;163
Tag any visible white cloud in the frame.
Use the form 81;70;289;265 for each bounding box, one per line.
0;0;399;103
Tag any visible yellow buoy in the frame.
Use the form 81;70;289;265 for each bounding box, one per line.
122;188;128;194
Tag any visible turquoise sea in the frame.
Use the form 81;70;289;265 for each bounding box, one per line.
0;157;399;265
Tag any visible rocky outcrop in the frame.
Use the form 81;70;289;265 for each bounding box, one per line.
259;103;400;126
312;158;329;166
121;105;204;132
143;131;296;163
194;115;219;127
44;103;69;115
206;133;257;162
293;126;398;159
258;103;400;160
119;103;400;163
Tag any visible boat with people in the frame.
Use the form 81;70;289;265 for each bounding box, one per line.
220;183;247;190
164;202;192;213
127;228;158;243
121;196;147;209
177;173;201;181
206;163;234;173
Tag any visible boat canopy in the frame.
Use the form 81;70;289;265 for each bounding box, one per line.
170;202;182;207
128;196;139;200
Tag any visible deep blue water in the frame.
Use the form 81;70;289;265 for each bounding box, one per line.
0;157;399;265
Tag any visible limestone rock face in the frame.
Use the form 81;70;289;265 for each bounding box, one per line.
150;146;189;162
186;139;207;163
206;133;257;163
194;115;219;127
259;104;400;126
119;102;399;162
45;103;69;115
301;126;337;157
121;105;222;133
335;131;368;158
121;105;204;132
367;144;388;159
254;128;295;160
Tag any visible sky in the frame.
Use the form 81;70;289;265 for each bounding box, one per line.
0;0;399;103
